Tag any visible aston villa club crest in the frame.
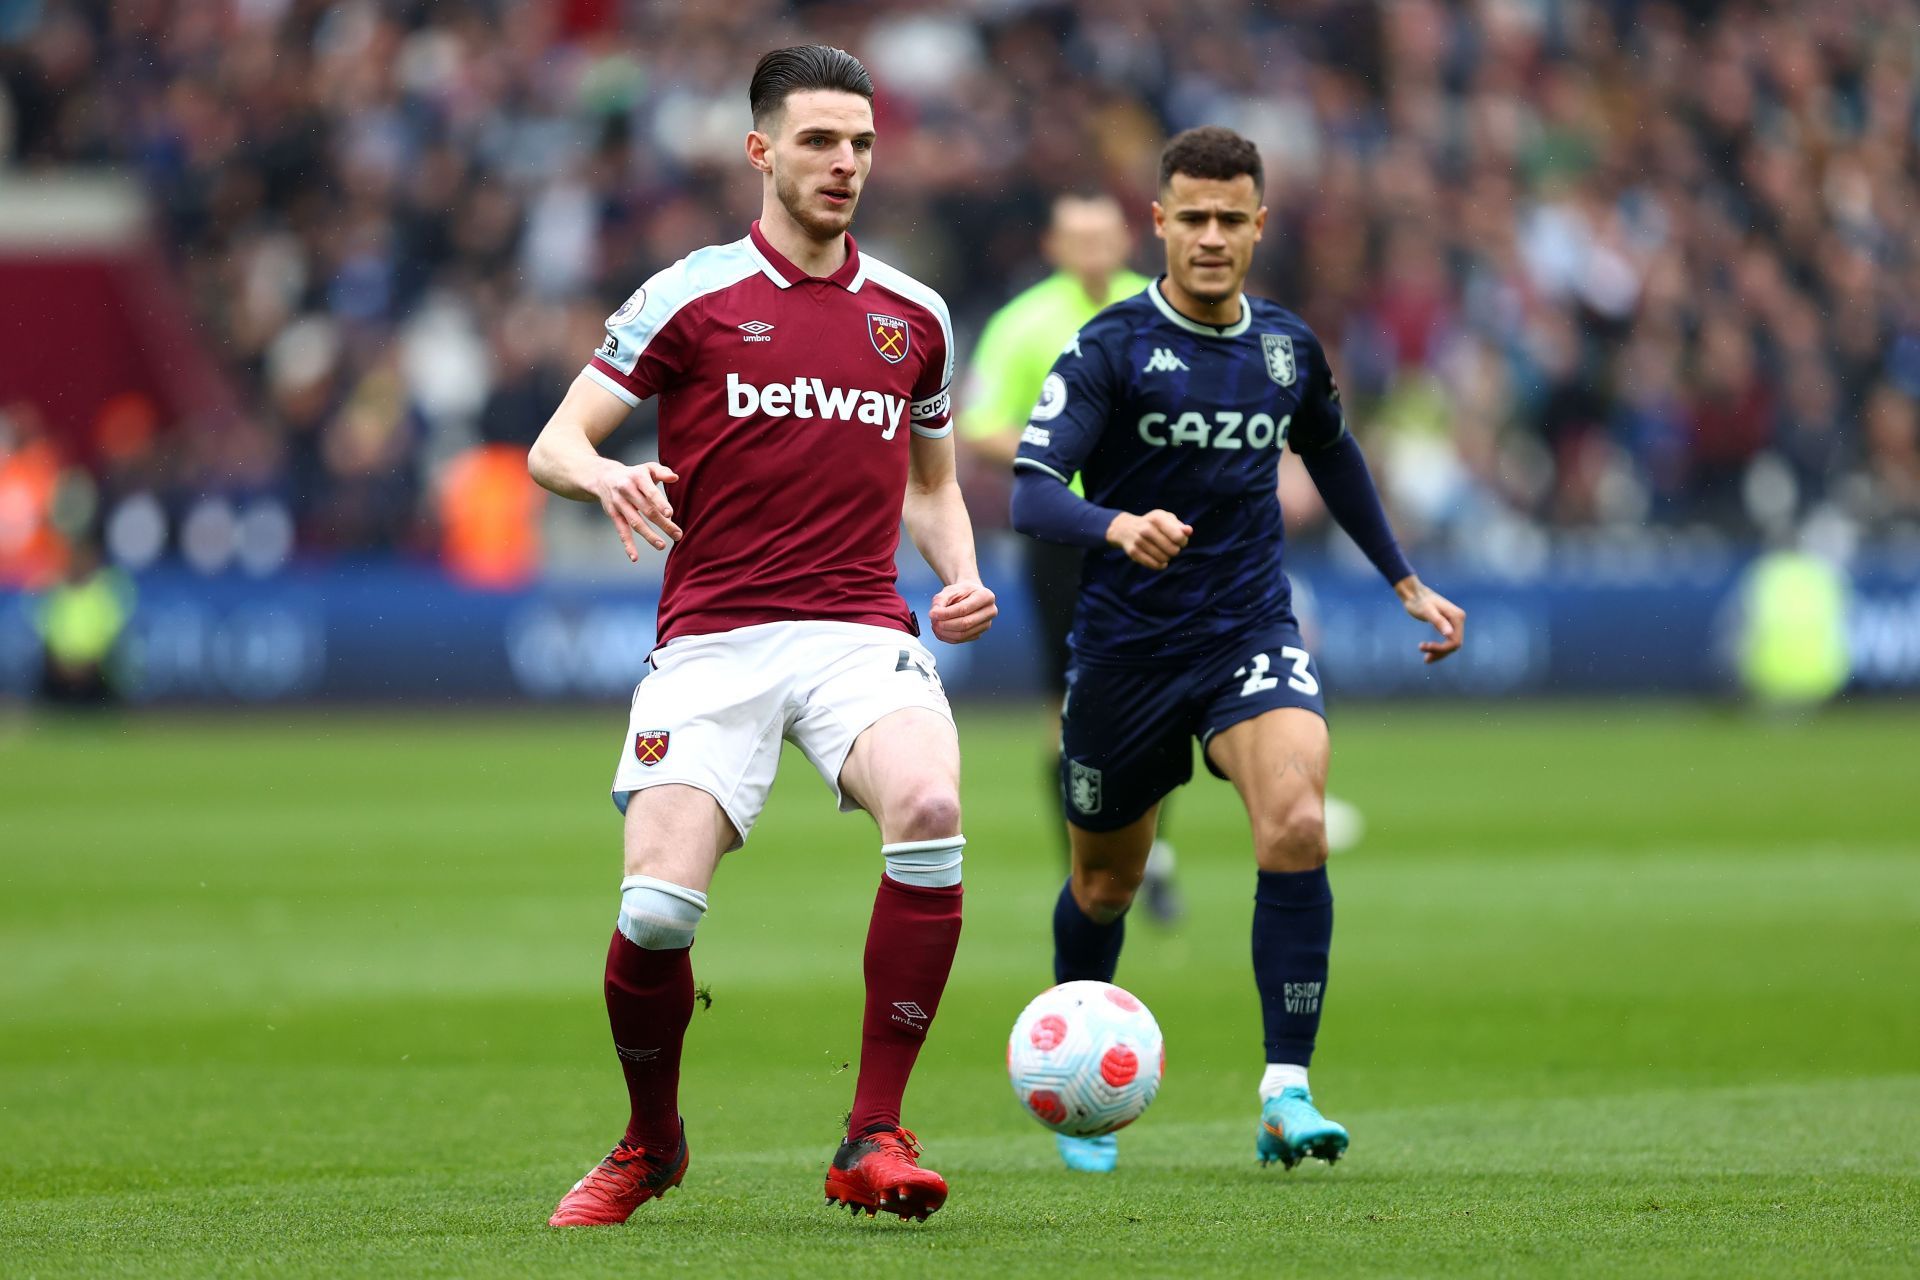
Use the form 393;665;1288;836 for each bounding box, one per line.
1068;759;1102;815
633;730;670;766
1262;333;1296;387
868;313;910;364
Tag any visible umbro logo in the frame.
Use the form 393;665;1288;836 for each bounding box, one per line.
892;1001;928;1021
1143;347;1189;373
738;320;775;343
615;1044;663;1063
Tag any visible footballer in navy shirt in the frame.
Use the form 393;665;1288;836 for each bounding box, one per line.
1011;126;1466;1175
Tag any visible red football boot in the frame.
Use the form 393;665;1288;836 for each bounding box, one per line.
547;1125;689;1227
823;1126;948;1222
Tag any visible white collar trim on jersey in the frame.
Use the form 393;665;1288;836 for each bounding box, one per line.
746;239;793;290
1150;279;1252;338
746;221;866;292
746;241;865;291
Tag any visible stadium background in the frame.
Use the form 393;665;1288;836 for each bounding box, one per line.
2;2;1916;1276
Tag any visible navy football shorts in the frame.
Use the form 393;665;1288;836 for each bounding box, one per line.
1058;622;1327;832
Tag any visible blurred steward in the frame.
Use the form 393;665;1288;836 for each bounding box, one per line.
0;404;68;590
437;443;543;589
958;194;1191;922
33;541;134;705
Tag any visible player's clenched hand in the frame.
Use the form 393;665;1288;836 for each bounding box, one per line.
1106;510;1192;571
1394;575;1466;664
930;579;997;644
592;460;681;561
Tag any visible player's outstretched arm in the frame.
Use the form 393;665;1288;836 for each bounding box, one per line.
1393;574;1466;664
527;374;681;562
1008;469;1190;569
1296;434;1465;662
904;432;996;644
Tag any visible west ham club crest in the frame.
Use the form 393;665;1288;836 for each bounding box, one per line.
633;730;670;766
869;313;910;364
1262;333;1296;387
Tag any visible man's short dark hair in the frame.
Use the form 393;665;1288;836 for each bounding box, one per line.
1158;126;1264;195
749;46;875;127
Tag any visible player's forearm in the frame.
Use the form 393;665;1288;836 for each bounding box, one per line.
1298;433;1414;585
529;376;634;501
903;481;982;585
1009;467;1116;549
527;422;609;502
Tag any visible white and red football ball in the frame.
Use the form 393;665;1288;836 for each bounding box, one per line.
1007;980;1164;1137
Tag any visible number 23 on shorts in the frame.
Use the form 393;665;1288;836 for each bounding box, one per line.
1236;647;1319;697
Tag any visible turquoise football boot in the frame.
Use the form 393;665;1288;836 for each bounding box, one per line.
1256;1087;1348;1169
1056;1133;1118;1172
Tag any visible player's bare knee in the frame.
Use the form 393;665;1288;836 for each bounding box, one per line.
886;782;962;843
1072;868;1141;922
1254;801;1328;872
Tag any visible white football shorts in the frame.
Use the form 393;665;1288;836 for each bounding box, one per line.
609;620;954;850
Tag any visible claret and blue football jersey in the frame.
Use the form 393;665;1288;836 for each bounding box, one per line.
1013;279;1345;666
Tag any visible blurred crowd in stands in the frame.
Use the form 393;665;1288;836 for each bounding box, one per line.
4;0;1920;590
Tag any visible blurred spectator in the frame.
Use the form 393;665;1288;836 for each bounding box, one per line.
1860;383;1920;524
3;0;1919;577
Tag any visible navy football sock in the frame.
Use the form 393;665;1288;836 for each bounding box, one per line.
1252;867;1333;1066
1053;879;1126;983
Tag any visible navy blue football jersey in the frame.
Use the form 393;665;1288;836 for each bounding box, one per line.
1014;280;1345;666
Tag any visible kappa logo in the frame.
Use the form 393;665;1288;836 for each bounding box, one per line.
633;730;670;766
869;313;910;364
1068;759;1102;815
1262;333;1297;386
1144;347;1190;374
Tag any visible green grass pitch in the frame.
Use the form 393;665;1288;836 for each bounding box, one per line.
2;702;1917;1277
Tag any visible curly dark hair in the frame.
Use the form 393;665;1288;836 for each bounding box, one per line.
749;46;875;127
1158;126;1264;195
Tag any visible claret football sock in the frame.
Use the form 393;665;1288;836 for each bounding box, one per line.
1252;867;1333;1066
1053;878;1126;984
603;929;694;1153
846;875;962;1137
